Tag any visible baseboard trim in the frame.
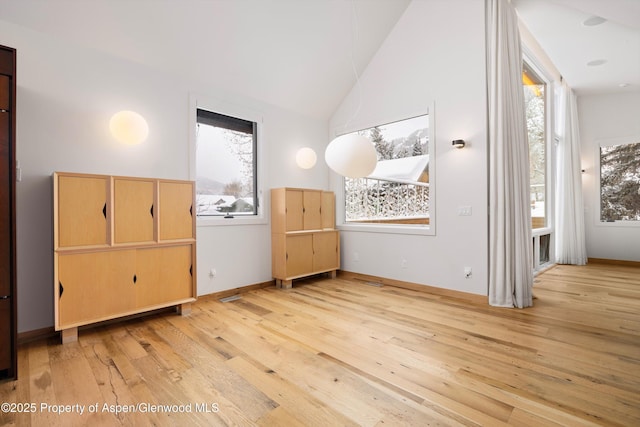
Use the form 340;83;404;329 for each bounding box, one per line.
588;258;640;267
200;280;275;302
18;327;58;345
337;270;488;304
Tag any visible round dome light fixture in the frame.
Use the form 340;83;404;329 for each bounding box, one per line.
325;133;377;178
109;110;149;145
296;147;317;169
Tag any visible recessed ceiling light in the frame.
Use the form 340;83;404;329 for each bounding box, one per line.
619;83;630;88
583;16;607;27
587;59;607;67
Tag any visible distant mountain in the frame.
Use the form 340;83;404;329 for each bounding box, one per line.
389;128;429;157
196;176;226;195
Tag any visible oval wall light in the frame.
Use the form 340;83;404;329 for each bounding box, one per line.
109;110;149;145
296;147;317;169
325;134;377;178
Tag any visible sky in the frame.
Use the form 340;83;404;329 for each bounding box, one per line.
196;124;244;182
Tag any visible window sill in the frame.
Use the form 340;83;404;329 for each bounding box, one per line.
338;222;434;236
197;216;267;227
596;220;639;228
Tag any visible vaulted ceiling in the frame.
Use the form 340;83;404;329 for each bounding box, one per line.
0;0;411;120
1;0;638;123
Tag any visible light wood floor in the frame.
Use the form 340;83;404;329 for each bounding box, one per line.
1;263;639;426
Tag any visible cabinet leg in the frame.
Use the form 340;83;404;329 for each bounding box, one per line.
61;327;78;344
281;280;293;289
177;303;192;316
329;270;337;279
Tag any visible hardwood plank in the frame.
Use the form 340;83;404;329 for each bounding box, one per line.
1;263;639;425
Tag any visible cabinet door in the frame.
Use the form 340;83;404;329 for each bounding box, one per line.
321;191;335;229
285;189;304;231
135;245;194;308
303;190;322;230
57;250;136;327
57;175;109;247
114;178;155;243
0;299;10;370
159;181;194;240
285;234;313;278
313;231;340;272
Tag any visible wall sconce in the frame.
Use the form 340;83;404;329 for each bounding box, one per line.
296;147;317;169
452;139;466;149
109;110;149;145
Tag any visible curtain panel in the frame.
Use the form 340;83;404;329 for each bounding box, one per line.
555;83;587;265
486;0;534;308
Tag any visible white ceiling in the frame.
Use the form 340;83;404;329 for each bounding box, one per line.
0;0;411;120
514;0;640;95
1;0;637;121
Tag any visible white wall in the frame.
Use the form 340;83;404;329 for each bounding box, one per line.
330;0;489;295
578;91;640;262
1;20;331;333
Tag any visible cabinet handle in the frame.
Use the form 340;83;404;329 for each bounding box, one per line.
189;265;193;276
150;205;154;218
102;203;107;218
59;282;64;298
190;205;193;217
133;274;137;284
286;253;288;261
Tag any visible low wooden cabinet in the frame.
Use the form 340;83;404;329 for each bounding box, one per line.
53;172;197;343
271;188;339;289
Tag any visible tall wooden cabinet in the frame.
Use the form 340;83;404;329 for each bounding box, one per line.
53;172;196;343
0;45;16;380
271;188;339;289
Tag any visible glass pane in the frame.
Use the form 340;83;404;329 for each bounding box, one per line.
539;234;550;264
343;115;430;225
523;65;546;229
196;120;256;216
600;141;640;222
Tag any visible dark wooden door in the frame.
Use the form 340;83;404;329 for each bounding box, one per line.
0;45;16;379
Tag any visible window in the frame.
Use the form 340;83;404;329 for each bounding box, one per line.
523;63;547;229
341;114;433;232
195;107;259;219
599;140;640;223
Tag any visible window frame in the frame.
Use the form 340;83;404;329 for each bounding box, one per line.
522;52;557;272
330;103;436;236
595;136;640;227
189;93;266;226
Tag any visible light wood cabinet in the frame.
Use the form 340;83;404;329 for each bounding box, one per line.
271;188;339;289
159;181;195;240
53;172;196;343
56;174;109;248
113;177;155;244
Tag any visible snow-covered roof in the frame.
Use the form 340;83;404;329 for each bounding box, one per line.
368;155;429;182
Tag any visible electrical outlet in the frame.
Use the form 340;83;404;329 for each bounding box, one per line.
458;206;472;216
401;259;408;268
209;268;217;278
464;267;472;278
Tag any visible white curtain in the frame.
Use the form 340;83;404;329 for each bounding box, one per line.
486;0;533;308
555;83;587;265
